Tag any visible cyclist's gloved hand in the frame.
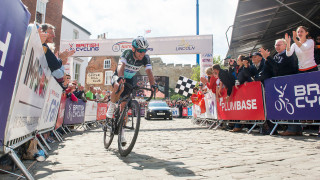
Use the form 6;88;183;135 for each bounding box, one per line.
117;76;124;83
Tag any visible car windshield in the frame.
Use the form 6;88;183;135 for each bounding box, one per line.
148;102;168;108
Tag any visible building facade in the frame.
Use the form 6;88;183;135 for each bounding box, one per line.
61;15;91;86
21;0;64;53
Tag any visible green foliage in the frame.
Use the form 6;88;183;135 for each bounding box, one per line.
169;88;187;100
191;65;200;82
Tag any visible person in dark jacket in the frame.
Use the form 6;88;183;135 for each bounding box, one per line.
212;64;235;101
259;38;297;80
247;52;265;80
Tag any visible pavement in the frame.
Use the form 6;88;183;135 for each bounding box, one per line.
1;118;320;180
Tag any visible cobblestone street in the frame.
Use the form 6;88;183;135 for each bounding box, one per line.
3;118;320;180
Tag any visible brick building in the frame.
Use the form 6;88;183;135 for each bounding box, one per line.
21;0;64;53
85;56;119;91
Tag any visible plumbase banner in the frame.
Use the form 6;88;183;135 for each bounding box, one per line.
264;71;320;120
60;35;213;56
0;0;30;146
6;25;51;142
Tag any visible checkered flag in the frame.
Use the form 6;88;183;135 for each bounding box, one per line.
175;76;197;97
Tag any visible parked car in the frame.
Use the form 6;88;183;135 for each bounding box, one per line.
145;101;172;120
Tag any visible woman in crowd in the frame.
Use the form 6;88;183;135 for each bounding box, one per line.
282;26;318;136
200;67;217;94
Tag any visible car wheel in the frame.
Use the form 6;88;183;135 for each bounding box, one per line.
169;117;172;120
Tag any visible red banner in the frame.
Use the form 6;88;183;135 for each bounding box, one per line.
97;103;108;120
217;81;265;120
55;93;67;129
182;107;188;117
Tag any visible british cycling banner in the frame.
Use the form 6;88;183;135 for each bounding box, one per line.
63;99;86;125
264;71;320;120
0;0;30;146
217;81;265;120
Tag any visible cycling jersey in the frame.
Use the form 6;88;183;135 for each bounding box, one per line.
117;49;152;79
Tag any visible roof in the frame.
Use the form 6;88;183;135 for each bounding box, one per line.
62;15;91;35
226;0;320;61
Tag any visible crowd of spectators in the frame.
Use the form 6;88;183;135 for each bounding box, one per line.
199;25;320;136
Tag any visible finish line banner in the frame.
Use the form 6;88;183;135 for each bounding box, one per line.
60;35;213;57
264;71;320;120
217;81;265;120
0;0;30;145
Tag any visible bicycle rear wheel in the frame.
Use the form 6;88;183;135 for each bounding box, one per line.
118;100;141;157
103;118;114;149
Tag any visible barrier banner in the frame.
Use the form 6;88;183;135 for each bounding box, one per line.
37;76;63;131
0;0;30;144
188;107;193;116
6;25;51;142
84;101;97;122
192;105;201;118
96;103;108;120
217;81;265;120
171;108;179;117
55;93;67;129
264;71;320;120
182;107;188;117
63;99;86;125
204;92;217;119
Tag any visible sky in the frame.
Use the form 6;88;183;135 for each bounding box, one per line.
62;0;238;65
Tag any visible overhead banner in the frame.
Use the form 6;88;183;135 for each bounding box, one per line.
63;99;86;125
37;77;63;131
217;81;265;120
0;0;30;145
55;93;67;129
204;92;217;119
5;25;51;142
84;101;97;122
60;35;213;57
265;71;320;120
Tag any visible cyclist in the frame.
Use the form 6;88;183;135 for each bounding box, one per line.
106;36;157;144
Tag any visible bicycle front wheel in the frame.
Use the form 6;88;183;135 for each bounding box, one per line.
118;100;141;157
103;118;114;149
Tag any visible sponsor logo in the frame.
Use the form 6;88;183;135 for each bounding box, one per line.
203;53;212;57
219;98;258;111
112;41;153;52
176;39;195;51
294;83;320;109
69;43;100;52
274;84;294;115
0;32;11;80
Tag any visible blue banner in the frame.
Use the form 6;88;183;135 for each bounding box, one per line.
188;107;192;116
264;71;320;120
0;0;30;142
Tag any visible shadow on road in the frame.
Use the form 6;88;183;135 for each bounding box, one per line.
115;151;195;177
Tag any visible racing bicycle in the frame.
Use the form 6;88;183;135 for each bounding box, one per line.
103;83;154;157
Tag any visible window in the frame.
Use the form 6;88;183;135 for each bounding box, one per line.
73;29;79;39
105;71;113;85
104;59;111;69
74;63;80;81
36;0;48;24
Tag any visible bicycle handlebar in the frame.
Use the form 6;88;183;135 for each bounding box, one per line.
120;83;155;102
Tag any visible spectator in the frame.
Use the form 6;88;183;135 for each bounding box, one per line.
95;89;104;102
200;67;217;93
65;82;78;102
314;35;320;65
212;64;235;101
259;38;297;80
86;85;96;101
249;52;265;80
40;23;75;86
279;26;318;136
74;85;87;102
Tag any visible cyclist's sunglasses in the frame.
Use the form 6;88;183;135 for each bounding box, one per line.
136;48;147;53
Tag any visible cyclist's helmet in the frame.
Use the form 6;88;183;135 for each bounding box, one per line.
132;36;149;49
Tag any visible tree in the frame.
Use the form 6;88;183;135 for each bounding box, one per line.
169;88;187;100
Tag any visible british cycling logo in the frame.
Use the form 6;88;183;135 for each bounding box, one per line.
274;84;294;115
112;41;154;52
176;39;195;51
69;43;100;52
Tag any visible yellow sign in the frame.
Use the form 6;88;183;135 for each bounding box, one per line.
86;72;103;84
